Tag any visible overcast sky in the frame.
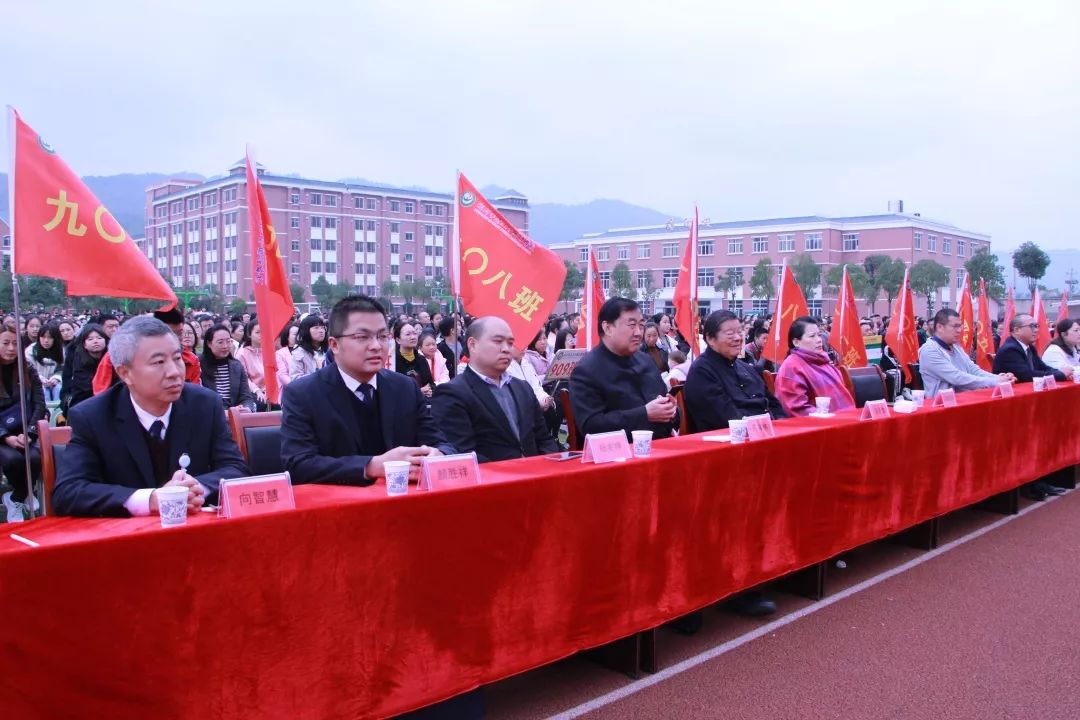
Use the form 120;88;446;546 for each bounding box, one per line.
3;0;1078;249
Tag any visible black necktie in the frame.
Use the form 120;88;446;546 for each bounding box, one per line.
357;384;374;404
1026;347;1035;371
149;420;165;442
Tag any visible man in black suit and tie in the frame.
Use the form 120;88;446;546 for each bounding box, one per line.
432;316;558;463
992;314;1074;383
280;295;455;486
53;316;249;517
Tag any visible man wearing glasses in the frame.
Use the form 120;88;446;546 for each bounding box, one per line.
993;314;1074;384
280;295;455;486
919;308;1015;397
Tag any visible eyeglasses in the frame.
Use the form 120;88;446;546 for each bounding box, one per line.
1025;323;1039;330
336;332;390;345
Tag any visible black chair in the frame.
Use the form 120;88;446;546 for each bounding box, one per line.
228;410;284;475
557;388;582;451
841;366;888;408
907;363;924;391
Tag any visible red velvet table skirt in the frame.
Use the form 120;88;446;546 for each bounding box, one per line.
2;384;1078;718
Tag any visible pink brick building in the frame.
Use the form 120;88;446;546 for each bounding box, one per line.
140;162;529;306
0;215;9;260
551;211;992;319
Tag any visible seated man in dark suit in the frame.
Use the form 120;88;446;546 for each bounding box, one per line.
53;316;249;517
992;314;1074;383
281;295;455;486
569;297;678;440
432;316;557;463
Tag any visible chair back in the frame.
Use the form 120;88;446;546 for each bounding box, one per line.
228;410;284;475
906;363;924;391
841;366;888;408
557;388;582;451
37;420;72;516
761;370;776;395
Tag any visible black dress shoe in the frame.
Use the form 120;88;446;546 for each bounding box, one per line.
724;591;777;618
1035;481;1066;496
1021;485;1048;501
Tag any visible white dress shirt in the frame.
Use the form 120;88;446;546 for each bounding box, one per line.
123;397;174;517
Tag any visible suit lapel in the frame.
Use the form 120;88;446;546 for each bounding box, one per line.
377;370;396;449
321;367;364;454
464;368;519;442
114;387;157;488
166;388;196;473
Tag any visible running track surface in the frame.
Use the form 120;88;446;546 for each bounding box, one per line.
484;491;1080;720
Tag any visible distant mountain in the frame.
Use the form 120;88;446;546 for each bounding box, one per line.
0;172;203;236
527;199;674;246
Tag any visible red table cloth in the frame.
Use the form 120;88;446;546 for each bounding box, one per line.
2;384;1078;718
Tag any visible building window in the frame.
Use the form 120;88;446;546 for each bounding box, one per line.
404;231;414;242
698;239;715;257
914;232;922;250
325;195;338;207
597;246;610;261
366;242;376;252
354;197;363;209
325;217;337;229
957;240;966;257
599;271;611;291
662;242;678;258
311;216;322;228
367;264;376;274
942;237;952;255
957;269;966;289
435;205;445;216
424;225;433;235
636;270;651;290
155;204;167;218
367;220;377;231
752;236;769;253
291;263;299;275
325;239;337;251
310;238;322;250
187;198;199;211
842;233;859;251
291;240;300;252
804;233;822;251
778;234;795;253
404;202;414;213
617;245;629;261
423;203;434;215
325;262;337;273
391;243;400;254
752;299;769;312
170;201;182;214
390;222;401;234
808;299;822;315
310;193;322;206
728;238;744;254
367;198;377;210
223;187;238;202
354;219;363;231
662;269;680;288
390;200;401;212
636;243;651;259
698;268;715;287
291;217;300;229
927;234;937;252
311;262;322;273
579;247;588;261
390;264;400;275
290;193;300;205
435;226;444;237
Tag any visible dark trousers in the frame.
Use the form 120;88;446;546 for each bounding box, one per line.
0;443;41;503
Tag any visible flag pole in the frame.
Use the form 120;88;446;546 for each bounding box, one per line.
451;170;463;320
772;258;788;362
7;107;36;518
690;206;699;359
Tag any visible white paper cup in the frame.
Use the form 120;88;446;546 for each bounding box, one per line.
1033;376;1046;392
911;390;925;407
156;486;189;527
729;419;749;444
631;430;653;457
815;397;831;415
384;461;411;496
1072;369;1080;384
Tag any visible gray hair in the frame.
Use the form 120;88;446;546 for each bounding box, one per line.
108;316;179;368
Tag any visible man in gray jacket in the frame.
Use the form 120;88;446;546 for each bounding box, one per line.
919;308;1015;397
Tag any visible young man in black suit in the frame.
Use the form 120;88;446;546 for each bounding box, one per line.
280;295;455;486
432;316;557;463
53;316;249;517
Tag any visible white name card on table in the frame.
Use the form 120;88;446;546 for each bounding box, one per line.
992;382;1015;399
581;431;632;464
419;452;481;491
859;399;891;421
931;389;958;408
219;472;295;519
745;413;776;441
1045;376;1058;390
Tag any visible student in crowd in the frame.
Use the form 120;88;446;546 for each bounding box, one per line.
0;324;47;523
236;319;270;408
57;320;77;346
22;314;42;348
1042;318;1080;372
290;315;328;381
432;316;557;463
569;297;678;440
666;349;690;387
200;324;257;414
53;317;249;517
91;308;201;395
523;329;550;378
918;308;1013;397
742;324;774;372
25;322;64;404
436;316;463;380
419;330;450;387
179;321;199;355
276;323;296;392
775;317;855;416
61;323;108;413
992;314;1074;383
640;322;670;373
280;295;454;486
392;318;435;397
554;327;577;353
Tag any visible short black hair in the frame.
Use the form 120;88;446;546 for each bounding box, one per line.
751;325;768;340
154;307;184;326
328;295;386;337
1010;314;1032;333
437;316;456;337
787;316;818;349
933;308;959;327
702;310;739;340
597;297;639;337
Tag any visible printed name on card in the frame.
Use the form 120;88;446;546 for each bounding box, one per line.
419;452;481;491
219;472;296;519
931;389;958;408
859;399;891;421
581;431;632;464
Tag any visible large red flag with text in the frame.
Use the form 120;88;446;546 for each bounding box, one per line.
1000;287;1015;352
1031;288;1051;353
957;273;974;352
575;247;604;351
762;260;808;366
835;265;868;368
8;108;176;304
1056;290;1069;326
453;174;565;345
672;208;700;357
884;269;918;382
246;151;294;405
975;279;994;371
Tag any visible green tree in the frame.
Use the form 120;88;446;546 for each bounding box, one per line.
639;269;659;313
964;247;1006;301
859;254;893;314
1012;241;1050;297
610;261;636;300
878;258;908;310
908;259;950;317
558;259;585;303
290;283;307;304
714;267;744;308
790;254;821;296
227;298;248;316
310;275;333;309
186;284;224;314
824;263;871;298
749;258;775;307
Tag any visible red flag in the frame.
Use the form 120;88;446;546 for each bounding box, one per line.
8;108;176;304
672;208;700;358
245;151;294;405
762;260;808;366
575;247;604;350
1057;290;1069;326
975;279;994;371
1031;288;1051;354
884;269;918;382
1000;286;1015;352
835;265;868;368
453;173;566;345
957;273;974;352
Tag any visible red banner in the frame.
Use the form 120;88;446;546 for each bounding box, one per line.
454;174;565;346
1057;290;1069;326
975;279;994;371
1031;288;1051;354
9;108;176;304
762;261;808;366
672;208;699;357
835;265;868;368
245;152;294;405
957;273;974;352
884;269;918;382
1000;287;1015;351
575;247;603;351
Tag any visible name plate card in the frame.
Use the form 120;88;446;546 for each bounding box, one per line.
991;382;1015;399
543;349;588;384
745;413;776;441
931;389;958;408
419;452;481;491
219;473;296;519
1045;376;1058;390
581;431;632;464
859;399;891;421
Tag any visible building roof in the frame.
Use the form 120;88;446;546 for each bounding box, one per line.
495;188;528;200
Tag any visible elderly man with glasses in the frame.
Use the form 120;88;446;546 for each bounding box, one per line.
992;313;1074;384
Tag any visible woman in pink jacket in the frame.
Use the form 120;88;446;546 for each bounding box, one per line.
776;317;855;416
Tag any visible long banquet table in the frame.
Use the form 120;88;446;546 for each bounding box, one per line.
2;383;1078;718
